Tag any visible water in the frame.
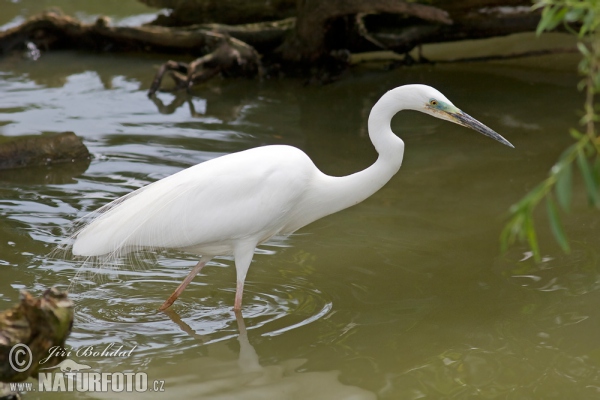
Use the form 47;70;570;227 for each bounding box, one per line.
1;2;600;399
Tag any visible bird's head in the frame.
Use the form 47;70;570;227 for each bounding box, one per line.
400;85;514;148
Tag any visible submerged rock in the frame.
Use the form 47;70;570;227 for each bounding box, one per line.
0;132;90;170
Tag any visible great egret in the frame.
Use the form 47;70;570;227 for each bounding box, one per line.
70;84;513;311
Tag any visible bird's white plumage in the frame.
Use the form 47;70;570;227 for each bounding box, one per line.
68;84;511;310
73;145;317;257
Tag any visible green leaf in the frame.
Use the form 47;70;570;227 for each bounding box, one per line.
501;212;527;253
555;161;573;211
552;7;569;28
546;197;570;252
577;42;590;55
594;72;600;92
577;149;600;206
570;128;584;139
500;221;513;253
581;8;597;36
537;6;562;35
511;180;549;214
565;7;585;23
524;212;541;262
531;1;546;12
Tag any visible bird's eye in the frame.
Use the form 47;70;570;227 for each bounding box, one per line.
430;99;438;106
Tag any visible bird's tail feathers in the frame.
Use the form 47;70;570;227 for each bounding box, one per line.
49;183;165;289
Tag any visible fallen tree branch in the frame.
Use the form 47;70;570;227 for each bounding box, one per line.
147;35;261;95
187;18;295;53
0;3;551;92
432;47;578;64
0;288;73;383
139;0;296;26
368;5;542;54
278;0;452;62
0;11;263;93
0;10;273;56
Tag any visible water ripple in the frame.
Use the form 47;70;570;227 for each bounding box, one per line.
63;264;334;357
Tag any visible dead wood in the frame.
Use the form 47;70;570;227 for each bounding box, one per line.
189;18;295;53
148;36;261;95
139;0;297;26
0;288;73;383
278;0;453;62
366;4;541;54
0;1;551;92
0;11;265;94
0;10;274;56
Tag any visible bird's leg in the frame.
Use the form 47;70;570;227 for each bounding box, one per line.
234;281;244;310
158;257;210;311
233;243;256;311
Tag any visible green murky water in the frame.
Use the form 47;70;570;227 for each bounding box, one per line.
1;2;600;399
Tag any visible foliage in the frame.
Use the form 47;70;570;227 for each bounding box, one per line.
501;0;600;261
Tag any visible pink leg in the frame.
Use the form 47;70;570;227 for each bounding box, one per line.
234;280;244;311
159;258;209;311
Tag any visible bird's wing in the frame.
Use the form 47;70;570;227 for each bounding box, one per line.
72;145;315;257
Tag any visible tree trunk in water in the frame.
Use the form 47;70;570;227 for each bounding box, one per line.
139;0;297;25
278;0;453;62
0;0;550;91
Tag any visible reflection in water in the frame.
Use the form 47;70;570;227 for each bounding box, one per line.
149;92;196;116
91;309;376;400
495;243;600;296
383;339;600;398
66;255;337;341
149;84;257;122
165;310;375;400
0;160;90;185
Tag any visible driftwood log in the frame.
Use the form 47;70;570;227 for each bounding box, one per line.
0;132;90;170
140;0;297;26
0;1;547;93
0;288;73;383
148;35;261;95
277;0;452;62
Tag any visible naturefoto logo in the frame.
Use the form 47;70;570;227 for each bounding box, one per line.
8;343;165;393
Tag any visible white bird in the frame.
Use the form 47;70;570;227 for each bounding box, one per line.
70;84;513;311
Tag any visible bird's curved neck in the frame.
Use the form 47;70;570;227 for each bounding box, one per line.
307;89;406;221
367;89;407;159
